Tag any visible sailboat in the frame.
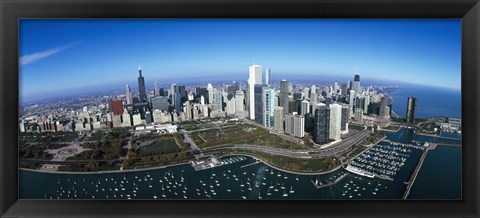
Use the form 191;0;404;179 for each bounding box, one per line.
289;186;294;193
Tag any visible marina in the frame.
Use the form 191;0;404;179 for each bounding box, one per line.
19;128;460;200
347;140;420;181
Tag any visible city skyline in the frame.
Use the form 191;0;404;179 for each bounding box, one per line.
20;19;461;100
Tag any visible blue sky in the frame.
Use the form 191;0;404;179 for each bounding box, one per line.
20;19;461;100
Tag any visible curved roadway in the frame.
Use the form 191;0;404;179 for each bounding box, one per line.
203;129;371;159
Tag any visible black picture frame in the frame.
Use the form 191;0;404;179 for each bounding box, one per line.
1;0;479;217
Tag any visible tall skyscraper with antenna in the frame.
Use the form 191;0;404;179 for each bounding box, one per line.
353;70;361;94
137;64;147;102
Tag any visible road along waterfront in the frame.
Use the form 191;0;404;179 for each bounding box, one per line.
20;128;460;199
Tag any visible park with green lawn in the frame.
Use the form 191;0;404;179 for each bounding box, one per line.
190;123;307;150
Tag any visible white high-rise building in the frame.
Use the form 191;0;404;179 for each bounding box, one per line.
125;84;133;105
112;114;122;127
19;120;26;133
274;106;284;131
355;108;364;122
122;109;132;127
334;81;339;95
207;83;214;105
363;94;370;114
171;83;176;107
285;113;305;138
264;87;275;128
235;90;245;118
235;91;244;112
226;93;236;115
301;99;310;116
248;64;262;120
212;89;223;112
188;92;194;101
154;81;160;96
349;90;355;116
200;95;205;105
132;113;144;126
329;103;342;140
265;67;271;85
153;109;163;124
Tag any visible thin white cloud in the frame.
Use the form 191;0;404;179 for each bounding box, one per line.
20;41;83;65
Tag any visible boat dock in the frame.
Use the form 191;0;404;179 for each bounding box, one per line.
402;148;429;199
381;139;424;150
375;174;394;181
311;173;349;189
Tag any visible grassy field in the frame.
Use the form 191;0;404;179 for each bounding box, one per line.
180;121;216;131
212;150;340;173
138;138;180;156
192;124;306;150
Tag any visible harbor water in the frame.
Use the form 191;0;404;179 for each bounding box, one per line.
20;127;461;200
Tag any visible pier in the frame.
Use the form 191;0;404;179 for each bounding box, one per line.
311;173;349;189
240;161;261;168
381;139;424;150
402;148;429;199
415;132;462;141
375;174;394;181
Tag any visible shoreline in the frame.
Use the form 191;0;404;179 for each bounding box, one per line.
220;153;343;176
20;152;344;176
20;161;190;175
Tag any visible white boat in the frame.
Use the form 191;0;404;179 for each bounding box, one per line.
345;165;375;178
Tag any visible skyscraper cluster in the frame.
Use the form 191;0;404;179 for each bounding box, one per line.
19;64;396;143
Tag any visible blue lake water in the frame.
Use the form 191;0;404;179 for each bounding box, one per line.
409;145;461;199
389;84;461;119
20;127;461;200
